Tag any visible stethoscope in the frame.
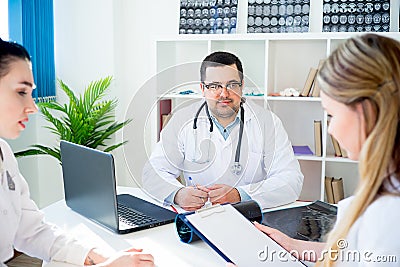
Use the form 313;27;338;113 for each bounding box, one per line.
192;99;245;175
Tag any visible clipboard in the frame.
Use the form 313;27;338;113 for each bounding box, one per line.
176;203;304;266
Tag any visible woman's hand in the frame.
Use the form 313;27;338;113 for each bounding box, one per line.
99;248;154;267
85;247;154;267
224;224;297;267
254;222;326;262
253;222;296;252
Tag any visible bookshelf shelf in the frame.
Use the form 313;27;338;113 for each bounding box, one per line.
295;155;323;162
160;94;201;99
266;96;321;102
325;156;358;164
154;32;400;203
243;96;265;100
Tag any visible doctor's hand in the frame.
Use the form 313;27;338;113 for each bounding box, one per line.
174;186;209;211
207;184;240;205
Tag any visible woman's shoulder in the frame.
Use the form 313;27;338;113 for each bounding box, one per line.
354;195;400;253
339;195;400;220
0;138;19;172
364;194;400;219
357;195;400;237
0;138;13;157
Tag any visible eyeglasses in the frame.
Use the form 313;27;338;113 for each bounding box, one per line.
202;82;243;94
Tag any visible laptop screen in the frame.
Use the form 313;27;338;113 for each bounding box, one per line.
60;141;120;232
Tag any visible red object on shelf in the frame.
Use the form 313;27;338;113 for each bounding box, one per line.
159;99;172;140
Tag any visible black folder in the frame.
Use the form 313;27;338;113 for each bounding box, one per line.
262;200;337;242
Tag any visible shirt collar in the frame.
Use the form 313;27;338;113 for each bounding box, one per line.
209;109;241;140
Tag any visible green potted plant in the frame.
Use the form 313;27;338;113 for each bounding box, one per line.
15;76;131;163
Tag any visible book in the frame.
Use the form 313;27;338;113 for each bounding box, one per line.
327;120;342;157
314;120;322;156
311;60;325;97
324;176;335;204
292;145;314;156
301;67;318;97
341;147;348;158
262;200;337;242
330;134;342;157
332;177;344;204
161;113;172;129
176;201;303;266
159;99;172;139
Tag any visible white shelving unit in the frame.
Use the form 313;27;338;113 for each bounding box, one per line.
154;32;400;202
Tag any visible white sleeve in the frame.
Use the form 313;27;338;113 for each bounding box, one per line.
13;172;92;265
142;114;185;203
239;113;304;209
0;139;93;265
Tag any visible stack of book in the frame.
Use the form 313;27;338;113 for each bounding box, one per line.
325;176;345;204
314;120;322;157
292;145;314;156
327;120;347;158
329;134;348;158
300;60;325;97
161;113;172;130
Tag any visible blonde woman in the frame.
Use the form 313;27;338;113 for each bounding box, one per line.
252;34;400;266
0;39;154;266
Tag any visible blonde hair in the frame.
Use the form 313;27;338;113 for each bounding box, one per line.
316;34;400;266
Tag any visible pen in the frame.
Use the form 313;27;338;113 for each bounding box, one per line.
170;205;178;213
189;176;211;207
188;176;198;189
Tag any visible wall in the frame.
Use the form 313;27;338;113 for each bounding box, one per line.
0;0;8;38
112;1;179;187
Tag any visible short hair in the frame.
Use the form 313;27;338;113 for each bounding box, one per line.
200;51;243;82
0;38;31;79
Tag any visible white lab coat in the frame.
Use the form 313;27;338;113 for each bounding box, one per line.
142;100;304;209
333;183;400;266
0;138;91;265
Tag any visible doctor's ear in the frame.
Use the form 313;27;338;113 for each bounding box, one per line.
200;83;205;96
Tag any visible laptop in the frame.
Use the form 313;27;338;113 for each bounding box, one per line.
60;140;176;234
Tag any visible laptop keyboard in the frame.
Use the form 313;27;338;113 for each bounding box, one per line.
117;203;159;227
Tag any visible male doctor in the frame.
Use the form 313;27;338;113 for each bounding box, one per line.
142;51;303;211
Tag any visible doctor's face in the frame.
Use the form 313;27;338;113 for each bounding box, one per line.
201;64;243;123
0;59;38;139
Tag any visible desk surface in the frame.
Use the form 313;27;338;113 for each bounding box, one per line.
41;187;306;267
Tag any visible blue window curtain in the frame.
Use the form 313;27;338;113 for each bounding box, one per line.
8;0;56;102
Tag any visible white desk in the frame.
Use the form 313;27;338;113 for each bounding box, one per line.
41;187;306;267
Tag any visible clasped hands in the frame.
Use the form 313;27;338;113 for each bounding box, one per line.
174;184;240;211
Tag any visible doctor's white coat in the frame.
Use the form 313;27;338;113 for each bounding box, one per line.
142;100;304;209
